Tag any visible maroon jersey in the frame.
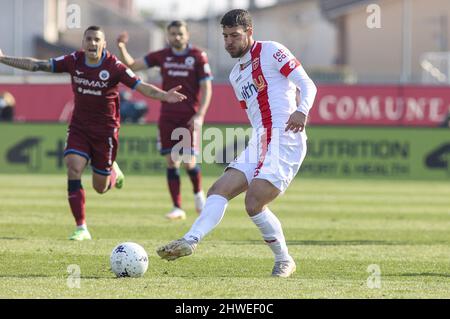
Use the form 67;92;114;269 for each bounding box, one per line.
144;45;212;115
51;50;140;130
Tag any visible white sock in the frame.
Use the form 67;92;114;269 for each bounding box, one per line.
183;194;228;244
250;208;292;262
77;224;87;231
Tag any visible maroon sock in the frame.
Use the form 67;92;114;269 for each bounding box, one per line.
188;166;202;194
68;180;86;226
167;168;181;208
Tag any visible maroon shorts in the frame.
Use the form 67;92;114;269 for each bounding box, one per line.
64;125;119;176
158;112;198;156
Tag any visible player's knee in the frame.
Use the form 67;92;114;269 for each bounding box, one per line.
207;183;230;200
93;183;108;194
206;184;219;197
165;154;178;168
66;164;84;178
183;162;196;171
245;196;263;216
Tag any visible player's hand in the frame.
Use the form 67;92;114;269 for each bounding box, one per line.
187;113;205;130
164;85;187;103
117;32;129;46
285;111;307;133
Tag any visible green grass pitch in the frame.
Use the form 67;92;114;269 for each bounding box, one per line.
0;174;449;298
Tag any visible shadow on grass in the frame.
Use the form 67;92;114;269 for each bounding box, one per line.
386;273;450;278
0;274;114;279
231;240;405;246
0;237;26;240
287;240;404;246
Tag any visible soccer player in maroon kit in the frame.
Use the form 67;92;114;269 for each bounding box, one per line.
0;26;186;240
117;20;213;221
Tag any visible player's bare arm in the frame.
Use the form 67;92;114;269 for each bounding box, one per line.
116;32;148;72
187;79;212;129
136;82;187;103
0;49;52;72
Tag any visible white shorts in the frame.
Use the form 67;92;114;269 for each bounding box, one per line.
226;127;307;193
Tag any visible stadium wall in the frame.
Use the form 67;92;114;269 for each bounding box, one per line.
0;123;449;180
1;83;450;126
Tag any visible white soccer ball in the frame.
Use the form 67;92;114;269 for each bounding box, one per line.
110;242;149;278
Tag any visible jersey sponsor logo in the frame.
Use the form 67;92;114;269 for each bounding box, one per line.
273;48;289;63
185;56;195;67
253;75;266;93
73;76;108;88
240;81;258;100
240;60;251;71
252;58;260;71
168;69;189;77
99;70;110;80
77;86;102;96
163;61;194;70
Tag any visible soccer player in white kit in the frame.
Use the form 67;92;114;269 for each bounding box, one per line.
157;9;317;277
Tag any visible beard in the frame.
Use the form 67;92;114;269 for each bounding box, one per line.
170;40;185;50
227;45;246;58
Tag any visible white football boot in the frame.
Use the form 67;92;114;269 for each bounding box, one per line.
165;207;187;220
271;259;297;278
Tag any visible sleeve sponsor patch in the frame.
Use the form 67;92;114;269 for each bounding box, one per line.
272;48;291;63
280;58;301;77
126;68;136;78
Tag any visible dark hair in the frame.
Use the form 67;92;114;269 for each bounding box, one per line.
84;25;104;36
220;9;252;29
167;20;188;31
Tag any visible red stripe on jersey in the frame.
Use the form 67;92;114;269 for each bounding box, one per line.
239;100;247;109
251;42;273;177
280;58;301;77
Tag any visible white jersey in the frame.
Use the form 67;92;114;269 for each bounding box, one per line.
229;41;316;130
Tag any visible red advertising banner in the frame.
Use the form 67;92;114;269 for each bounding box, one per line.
312;85;450;126
1;83;449;126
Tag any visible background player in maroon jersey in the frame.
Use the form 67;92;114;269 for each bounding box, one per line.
0;26;186;240
117;20;213;221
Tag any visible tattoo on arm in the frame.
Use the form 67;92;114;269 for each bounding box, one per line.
34;61;52;72
146;85;165;100
137;82;166;101
0;56;52;72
